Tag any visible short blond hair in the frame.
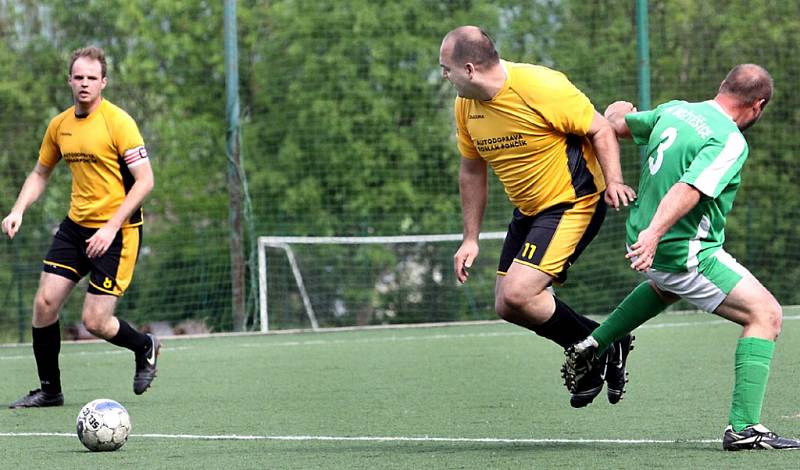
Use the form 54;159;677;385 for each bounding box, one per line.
69;46;107;77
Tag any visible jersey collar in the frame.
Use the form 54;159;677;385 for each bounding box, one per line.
486;60;511;101
706;99;735;122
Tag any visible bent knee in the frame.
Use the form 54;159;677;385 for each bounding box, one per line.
81;311;116;337
494;299;514;321
494;286;552;321
33;294;62;327
753;300;783;338
34;293;58;315
82;317;105;336
495;289;527;320
767;302;783;337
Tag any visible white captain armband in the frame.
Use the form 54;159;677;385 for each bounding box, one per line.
123;145;149;168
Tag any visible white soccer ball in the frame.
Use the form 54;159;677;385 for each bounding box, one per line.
76;399;131;451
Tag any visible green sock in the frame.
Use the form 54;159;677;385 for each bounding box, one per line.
729;337;774;432
592;282;669;351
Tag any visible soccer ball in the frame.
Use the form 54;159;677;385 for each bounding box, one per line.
76;399;131;451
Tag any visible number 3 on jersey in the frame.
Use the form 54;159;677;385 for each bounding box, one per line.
649;127;677;175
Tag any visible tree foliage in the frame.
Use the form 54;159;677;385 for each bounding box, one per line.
0;1;798;335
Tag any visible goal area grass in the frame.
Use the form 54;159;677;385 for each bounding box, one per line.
2;308;800;468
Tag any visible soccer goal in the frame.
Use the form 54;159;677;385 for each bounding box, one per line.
257;232;507;332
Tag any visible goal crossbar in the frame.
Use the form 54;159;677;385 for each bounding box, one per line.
257;231;507;332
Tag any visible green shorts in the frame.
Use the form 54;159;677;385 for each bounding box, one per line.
643;249;749;312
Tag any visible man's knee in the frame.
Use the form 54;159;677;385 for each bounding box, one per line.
82;317;104;336
81;296;118;337
82;313;116;337
761;299;783;337
34;293;55;316
494;294;513;321
33;291;61;324
743;297;783;339
495;283;547;320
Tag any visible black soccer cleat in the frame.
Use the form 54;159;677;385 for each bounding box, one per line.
605;334;634;404
8;389;64;409
723;424;800;451
566;367;605;408
561;337;612;408
133;334;161;395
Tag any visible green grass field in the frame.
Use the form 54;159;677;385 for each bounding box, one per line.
2;310;800;469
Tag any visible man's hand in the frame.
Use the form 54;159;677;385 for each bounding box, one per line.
453;239;479;284
2;212;23;239
604;181;637;210
626;227;660;272
604;101;637;120
85;223;120;259
603;101;637;139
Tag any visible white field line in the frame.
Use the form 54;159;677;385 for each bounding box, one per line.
0;346;191;361
0;431;719;444
1;315;799;359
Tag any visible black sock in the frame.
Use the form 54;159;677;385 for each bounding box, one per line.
107;319;150;354
32;320;62;394
531;297;599;349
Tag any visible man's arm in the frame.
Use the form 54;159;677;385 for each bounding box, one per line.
587;111;637;210
603;101;637;139
2;162;54;239
85;160;155;259
453;156;487;284
627;182;702;272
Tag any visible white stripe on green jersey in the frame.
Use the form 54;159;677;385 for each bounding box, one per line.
625;100;748;272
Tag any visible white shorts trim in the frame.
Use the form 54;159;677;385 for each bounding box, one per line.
626;246;748;312
644;269;726;312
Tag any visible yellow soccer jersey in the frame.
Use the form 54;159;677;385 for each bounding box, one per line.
455;61;605;215
38;99;149;228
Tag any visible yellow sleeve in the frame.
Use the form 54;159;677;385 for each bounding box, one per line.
454;98;480;159
37;116;63;168
108;109;148;168
112;112;145;156
532;70;595;136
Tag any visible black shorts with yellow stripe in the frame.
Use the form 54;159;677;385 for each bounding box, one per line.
42;217;142;296
497;192;606;284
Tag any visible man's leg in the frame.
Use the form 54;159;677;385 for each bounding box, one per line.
496;265;607;408
591;281;676;352
82;293;160;395
494;197;605;348
9;273;75;408
562;279;678;405
495;265;596;347
713;274;780;432
713;273;800;449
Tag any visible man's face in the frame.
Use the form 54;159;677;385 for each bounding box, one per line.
68;57;106;108
439;41;472;98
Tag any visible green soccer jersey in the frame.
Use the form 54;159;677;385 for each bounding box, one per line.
625;100;748;272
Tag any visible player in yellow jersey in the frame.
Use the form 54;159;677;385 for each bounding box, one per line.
2;46;160;407
440;26;636;407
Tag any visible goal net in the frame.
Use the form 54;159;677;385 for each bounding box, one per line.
257;233;507;332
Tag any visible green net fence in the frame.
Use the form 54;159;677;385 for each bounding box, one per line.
1;1;798;338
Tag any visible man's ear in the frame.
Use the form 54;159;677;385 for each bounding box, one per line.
465;62;475;77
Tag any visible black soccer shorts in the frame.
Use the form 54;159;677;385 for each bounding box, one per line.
42;217;142;296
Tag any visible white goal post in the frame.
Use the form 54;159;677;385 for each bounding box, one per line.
257;232;507;332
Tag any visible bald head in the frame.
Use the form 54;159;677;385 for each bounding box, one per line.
441;26;499;68
718;64;773;106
